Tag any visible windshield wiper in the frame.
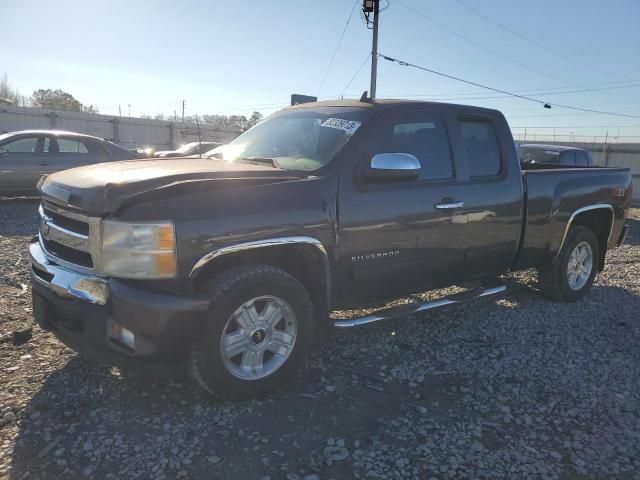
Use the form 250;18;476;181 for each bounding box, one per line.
236;156;278;168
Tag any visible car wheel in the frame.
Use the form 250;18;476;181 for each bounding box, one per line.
189;264;315;399
538;225;599;302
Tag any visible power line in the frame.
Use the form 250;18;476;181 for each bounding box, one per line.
317;0;359;97
508;112;617;118
455;0;631;81
341;53;372;97
379;53;640;119
395;0;576;86
369;83;640;102
344;79;640;100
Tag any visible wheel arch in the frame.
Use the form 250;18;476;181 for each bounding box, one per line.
556;204;614;271
189;237;332;311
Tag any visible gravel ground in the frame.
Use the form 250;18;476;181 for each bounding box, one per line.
1;200;639;480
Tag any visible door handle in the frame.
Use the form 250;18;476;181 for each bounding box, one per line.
435;200;464;210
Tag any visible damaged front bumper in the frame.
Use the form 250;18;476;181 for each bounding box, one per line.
28;240;209;371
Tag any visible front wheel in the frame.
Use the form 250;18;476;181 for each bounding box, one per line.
538;225;600;302
189;265;315;400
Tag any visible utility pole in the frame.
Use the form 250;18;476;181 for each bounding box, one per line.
118;105;122;117
181;100;185;122
195;115;202;158
364;0;381;100
128;104;131;117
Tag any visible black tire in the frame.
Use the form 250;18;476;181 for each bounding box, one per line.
189;264;315;400
538;225;600;302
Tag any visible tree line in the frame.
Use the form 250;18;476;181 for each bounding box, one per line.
0;74;263;131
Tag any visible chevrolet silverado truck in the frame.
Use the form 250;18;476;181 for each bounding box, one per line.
29;100;632;399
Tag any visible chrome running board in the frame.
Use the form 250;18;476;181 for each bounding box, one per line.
333;285;506;328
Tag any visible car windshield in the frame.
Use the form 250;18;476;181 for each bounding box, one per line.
176;142;200;154
204;106;371;171
517;147;562;164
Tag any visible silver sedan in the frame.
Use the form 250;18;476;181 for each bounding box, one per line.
0;130;142;195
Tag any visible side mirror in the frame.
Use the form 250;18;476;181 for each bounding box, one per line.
362;153;421;182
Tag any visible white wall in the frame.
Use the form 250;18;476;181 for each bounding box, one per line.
0;105;241;149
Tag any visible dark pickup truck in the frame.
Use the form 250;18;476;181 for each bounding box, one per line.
29;99;632;399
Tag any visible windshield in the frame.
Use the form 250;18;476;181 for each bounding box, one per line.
204;106;371;171
517;147;561;164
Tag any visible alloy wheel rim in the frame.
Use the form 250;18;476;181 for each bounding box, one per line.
220;295;297;380
567;241;593;291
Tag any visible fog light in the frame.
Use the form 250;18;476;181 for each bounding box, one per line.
107;319;135;351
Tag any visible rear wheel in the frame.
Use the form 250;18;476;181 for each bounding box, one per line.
190;265;315;399
538;225;599;302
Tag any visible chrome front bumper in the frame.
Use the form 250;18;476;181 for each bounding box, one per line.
29;241;109;305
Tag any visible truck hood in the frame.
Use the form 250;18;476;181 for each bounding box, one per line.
39;158;306;216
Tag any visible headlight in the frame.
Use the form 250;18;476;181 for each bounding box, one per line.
101;221;176;278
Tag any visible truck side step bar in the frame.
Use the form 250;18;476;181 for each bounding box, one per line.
333;285;506;328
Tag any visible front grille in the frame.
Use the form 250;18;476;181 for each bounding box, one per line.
39;203;98;272
41;238;94;268
42;205;89;235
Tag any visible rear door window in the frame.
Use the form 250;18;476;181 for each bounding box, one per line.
460;120;501;177
57;138;89;153
371;112;454;181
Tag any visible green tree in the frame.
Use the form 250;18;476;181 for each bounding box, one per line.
82;104;99;114
245;111;264;131
229;115;248;131
31;88;97;113
0;73;22;105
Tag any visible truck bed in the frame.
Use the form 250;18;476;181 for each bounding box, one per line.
514;166;632;270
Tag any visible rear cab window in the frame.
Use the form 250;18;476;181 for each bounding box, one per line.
560;151;576;166
575;151;590;167
459;120;501;177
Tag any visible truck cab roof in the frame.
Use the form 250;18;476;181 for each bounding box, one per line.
288;98;502;116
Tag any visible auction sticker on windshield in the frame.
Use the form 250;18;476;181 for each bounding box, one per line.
321;118;362;136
